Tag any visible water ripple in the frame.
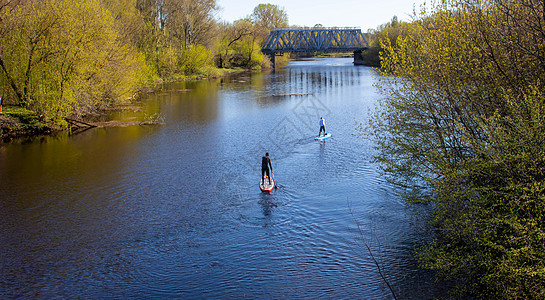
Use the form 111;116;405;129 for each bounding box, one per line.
0;58;438;299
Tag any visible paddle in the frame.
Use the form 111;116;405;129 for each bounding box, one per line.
272;169;278;189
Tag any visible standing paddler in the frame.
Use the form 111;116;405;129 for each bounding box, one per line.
261;152;273;185
318;117;326;137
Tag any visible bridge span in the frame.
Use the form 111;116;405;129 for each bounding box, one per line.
262;27;369;67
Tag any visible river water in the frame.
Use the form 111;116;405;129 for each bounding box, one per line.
0;58;438;299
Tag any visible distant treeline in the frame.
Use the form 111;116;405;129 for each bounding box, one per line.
360;15;407;68
0;0;288;126
366;0;545;298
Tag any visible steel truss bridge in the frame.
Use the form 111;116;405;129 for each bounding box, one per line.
261;27;369;67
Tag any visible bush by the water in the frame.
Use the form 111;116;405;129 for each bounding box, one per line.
369;0;545;298
0;1;288;128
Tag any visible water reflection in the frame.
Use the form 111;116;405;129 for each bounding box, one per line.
161;80;220;124
258;195;277;217
0;58;439;299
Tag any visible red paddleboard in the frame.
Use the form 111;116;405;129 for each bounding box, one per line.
259;176;275;193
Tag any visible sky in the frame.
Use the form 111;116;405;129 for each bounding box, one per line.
215;0;427;31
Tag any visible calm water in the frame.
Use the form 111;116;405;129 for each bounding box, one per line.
0;58;438;299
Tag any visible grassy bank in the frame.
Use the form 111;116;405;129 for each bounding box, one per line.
0;67;254;142
0;106;52;141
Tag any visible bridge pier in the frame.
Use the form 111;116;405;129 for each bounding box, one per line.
353;50;365;65
268;54;275;69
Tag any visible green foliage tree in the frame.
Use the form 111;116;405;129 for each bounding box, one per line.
181;44;217;76
215;3;288;70
216;19;253;68
369;0;545;297
134;0;218;78
0;0;288;127
362;16;409;67
251;3;288;30
217;19;266;69
167;0;218;48
251;3;288;46
0;0;151;125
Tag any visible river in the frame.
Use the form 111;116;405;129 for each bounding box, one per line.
0;58;439;299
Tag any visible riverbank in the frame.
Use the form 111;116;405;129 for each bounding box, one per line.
0;68;252;142
0;58;435;299
0;106;53;142
140;68;249;94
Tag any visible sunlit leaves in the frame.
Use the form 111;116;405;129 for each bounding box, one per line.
0;0;151;126
215;4;288;70
251;3;288;30
0;0;278;126
370;0;545;297
134;0;219;78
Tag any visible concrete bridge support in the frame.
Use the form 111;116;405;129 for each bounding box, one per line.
353;50;365;65
268;54;275;69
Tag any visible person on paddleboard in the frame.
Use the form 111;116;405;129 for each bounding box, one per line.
319;117;326;136
261;153;273;185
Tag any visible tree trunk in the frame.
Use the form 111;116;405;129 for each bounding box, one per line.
0;51;24;104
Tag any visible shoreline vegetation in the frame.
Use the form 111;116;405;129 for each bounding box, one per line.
4;0;542;298
0;0;394;142
0;1;292;141
0;67;251;141
368;0;545;298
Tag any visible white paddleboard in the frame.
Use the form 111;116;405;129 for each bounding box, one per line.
315;133;331;141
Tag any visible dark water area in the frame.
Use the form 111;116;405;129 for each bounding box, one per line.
0;58;439;299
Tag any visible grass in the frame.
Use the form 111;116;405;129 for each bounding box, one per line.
0;105;51;141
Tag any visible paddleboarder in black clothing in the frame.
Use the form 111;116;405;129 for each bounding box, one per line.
261;153;273;184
